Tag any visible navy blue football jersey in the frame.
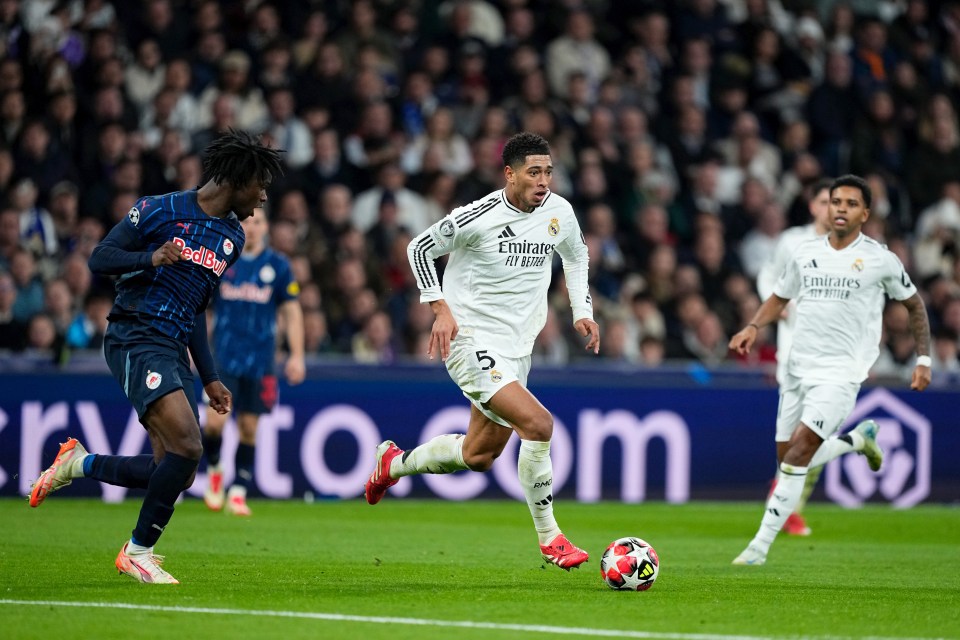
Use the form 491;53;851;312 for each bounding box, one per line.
108;190;245;343
212;248;298;378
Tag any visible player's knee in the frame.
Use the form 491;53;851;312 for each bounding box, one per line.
186;442;203;464
179;440;203;462
463;449;497;472
784;425;823;466
461;432;505;471
523;411;554;442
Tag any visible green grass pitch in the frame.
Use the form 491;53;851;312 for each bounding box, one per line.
1;497;958;640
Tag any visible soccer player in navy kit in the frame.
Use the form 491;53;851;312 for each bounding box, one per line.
28;130;283;584
201;207;305;516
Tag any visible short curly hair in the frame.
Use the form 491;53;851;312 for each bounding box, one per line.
830;174;872;209
501;132;551;169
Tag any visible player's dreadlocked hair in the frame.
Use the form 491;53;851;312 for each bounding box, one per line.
830;174;872;209
201;129;284;190
502;132;551;169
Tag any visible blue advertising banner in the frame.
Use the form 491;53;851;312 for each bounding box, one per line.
1;365;956;505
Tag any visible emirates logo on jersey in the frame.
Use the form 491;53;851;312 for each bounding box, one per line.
172;237;228;276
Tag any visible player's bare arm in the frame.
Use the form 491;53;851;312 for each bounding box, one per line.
574;318;600;354
428;299;458;362
280;299;306;385
205;380;232;414
152;240;186;267
901;292;932;391
729;294;790;355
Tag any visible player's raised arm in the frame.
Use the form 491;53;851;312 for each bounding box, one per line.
729;294;790;355
89;198;185;275
89;219;162;275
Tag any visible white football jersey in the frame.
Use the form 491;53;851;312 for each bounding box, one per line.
408;189;593;358
774;233;916;384
757;223;824;383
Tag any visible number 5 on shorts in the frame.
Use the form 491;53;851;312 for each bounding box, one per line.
476;350;496;371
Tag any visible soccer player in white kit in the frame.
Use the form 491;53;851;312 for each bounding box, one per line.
729;174;931;565
757;177;856;536
364;132;601;570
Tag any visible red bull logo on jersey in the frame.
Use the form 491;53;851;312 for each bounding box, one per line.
220;281;272;303
172;237;228;276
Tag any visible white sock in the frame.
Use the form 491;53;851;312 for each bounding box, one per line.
72;454;89;478
809;432;860;467
127;540;152;555
752;462;808;552
518;440;561;545
391;434;467;477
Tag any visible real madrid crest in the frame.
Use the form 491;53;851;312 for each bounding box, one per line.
548;218;560;236
490;369;503;383
851;258;864;272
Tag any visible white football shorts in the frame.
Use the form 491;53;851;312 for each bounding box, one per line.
444;333;531;428
775;374;861;442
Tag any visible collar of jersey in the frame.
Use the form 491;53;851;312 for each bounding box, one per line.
501;189;551;214
823;232;864;251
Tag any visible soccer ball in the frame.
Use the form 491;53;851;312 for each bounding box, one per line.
600;537;659;591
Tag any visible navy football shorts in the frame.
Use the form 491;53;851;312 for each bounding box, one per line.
219;372;277;415
104;321;199;422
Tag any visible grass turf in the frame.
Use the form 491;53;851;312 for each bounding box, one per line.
1;498;958;640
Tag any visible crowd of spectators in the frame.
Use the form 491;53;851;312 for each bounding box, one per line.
1;0;960;384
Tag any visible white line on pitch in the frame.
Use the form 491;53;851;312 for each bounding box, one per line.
0;600;946;640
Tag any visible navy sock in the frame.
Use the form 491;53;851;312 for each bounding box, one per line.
233;443;255;491
131;452;198;547
202;433;222;467
86;454;157;489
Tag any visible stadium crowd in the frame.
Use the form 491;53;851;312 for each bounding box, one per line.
1;0;960;383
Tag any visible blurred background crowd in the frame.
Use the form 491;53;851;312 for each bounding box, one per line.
1;0;960;384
